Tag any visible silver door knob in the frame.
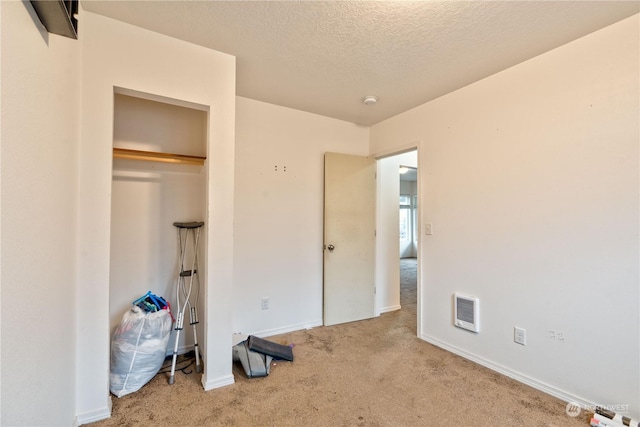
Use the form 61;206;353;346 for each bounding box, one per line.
327;244;335;252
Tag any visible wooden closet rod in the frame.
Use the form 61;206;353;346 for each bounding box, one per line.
113;148;206;166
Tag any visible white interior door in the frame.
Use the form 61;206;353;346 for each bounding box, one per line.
324;152;376;326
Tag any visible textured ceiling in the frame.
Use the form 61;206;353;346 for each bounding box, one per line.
81;1;639;126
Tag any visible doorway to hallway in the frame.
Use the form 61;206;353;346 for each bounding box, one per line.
375;148;419;335
399;163;418;327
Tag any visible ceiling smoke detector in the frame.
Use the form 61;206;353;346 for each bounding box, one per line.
362;96;378;105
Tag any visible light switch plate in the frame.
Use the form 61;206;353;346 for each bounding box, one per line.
425;223;432;235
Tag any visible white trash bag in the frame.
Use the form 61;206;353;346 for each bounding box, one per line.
110;305;172;397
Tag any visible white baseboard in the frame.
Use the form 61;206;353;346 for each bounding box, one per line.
74;398;112;426
246;319;323;338
202;373;235;391
165;343;196;357
420;333;595;410
378;304;401;314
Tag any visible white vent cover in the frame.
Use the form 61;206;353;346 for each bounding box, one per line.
454;293;480;333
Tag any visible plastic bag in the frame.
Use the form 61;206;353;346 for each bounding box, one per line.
110;305;172;397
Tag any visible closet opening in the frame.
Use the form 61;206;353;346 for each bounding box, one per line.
109;89;209;390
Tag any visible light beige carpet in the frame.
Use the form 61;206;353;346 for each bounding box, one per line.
92;258;590;426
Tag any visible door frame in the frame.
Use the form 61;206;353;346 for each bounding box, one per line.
373;145;422;338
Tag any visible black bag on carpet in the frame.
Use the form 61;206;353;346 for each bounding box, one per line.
247;335;294;361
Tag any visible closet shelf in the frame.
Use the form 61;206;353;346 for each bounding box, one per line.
113;148;206;166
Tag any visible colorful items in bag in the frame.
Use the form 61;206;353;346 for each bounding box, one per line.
132;291;169;313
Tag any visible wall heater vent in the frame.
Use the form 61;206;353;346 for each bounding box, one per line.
454;293;480;333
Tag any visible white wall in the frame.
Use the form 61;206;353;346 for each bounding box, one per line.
110;94;207;354
1;2;79;425
376;151;418;314
77;11;236;423
233;97;369;336
371;15;639;417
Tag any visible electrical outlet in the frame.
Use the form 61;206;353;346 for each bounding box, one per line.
261;297;269;310
514;327;526;345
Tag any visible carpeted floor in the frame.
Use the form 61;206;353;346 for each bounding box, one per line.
92;258;590;426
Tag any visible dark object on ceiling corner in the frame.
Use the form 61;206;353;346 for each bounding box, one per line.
30;0;78;39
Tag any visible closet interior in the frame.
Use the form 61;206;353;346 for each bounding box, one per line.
109;91;208;361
